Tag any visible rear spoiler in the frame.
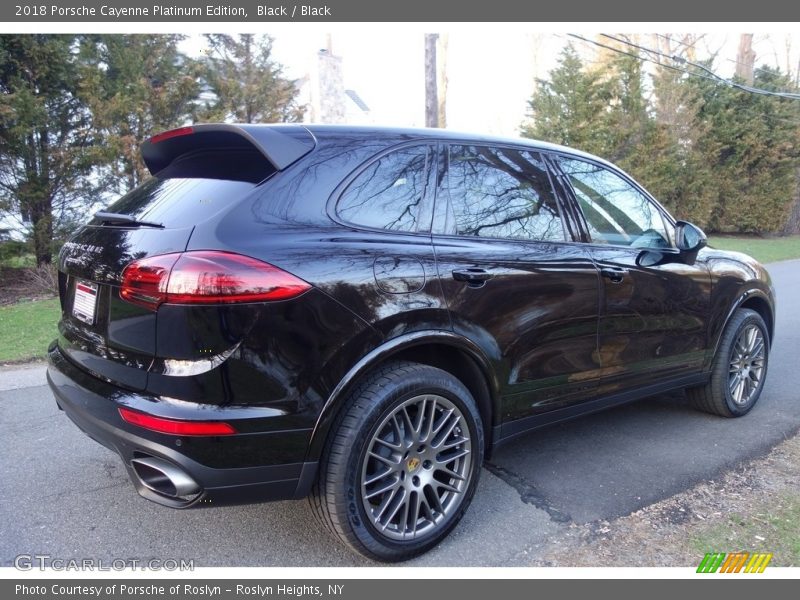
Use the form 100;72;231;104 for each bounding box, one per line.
141;123;316;176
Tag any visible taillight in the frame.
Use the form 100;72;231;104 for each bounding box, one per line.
120;251;311;310
149;126;194;144
119;407;236;436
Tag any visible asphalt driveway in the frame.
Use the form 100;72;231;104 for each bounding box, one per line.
1;260;798;567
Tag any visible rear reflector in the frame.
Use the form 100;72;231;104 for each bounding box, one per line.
119;407;236;436
120;250;311;310
150;126;194;144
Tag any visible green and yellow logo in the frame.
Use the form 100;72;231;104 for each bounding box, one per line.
696;552;773;573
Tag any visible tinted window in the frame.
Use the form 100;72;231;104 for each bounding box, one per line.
337;146;431;232
104;177;257;229
442;145;564;242
558;157;670;249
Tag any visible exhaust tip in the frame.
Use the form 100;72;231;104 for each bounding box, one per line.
131;456;201;499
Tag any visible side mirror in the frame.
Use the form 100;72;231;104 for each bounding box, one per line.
674;221;707;263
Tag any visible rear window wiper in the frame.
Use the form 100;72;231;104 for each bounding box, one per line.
94;211;164;229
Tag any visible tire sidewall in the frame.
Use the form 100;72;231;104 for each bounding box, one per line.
342;368;484;560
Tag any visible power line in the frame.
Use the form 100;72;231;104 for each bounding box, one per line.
562;33;800;127
566;33;721;85
652;33;779;80
600;33;800;100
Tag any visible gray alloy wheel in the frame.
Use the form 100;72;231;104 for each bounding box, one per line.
359;393;473;541
309;361;483;562
688;308;769;417
727;324;767;406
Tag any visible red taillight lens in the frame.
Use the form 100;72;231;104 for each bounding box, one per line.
119;254;180;309
149;126;194;144
119;407;236;436
120;251;311;310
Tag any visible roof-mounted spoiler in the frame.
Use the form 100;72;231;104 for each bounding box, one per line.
141;123;316;176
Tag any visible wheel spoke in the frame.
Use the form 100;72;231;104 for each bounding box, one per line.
421;396;437;443
750;337;765;359
375;486;401;522
432;413;460;449
374;435;403;451
435;480;461;494
364;466;394;486
381;488;407;530
426;484;445;514
369;450;400;468
409;491;421;535
437;446;471;464
365;477;399;500
735;377;746;403
436;465;467;482
729;372;740;393
440;435;469;451
746;326;758;353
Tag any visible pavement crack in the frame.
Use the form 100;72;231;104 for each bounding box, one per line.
485;462;571;523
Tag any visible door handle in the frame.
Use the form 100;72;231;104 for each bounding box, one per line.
600;267;628;283
452;268;493;286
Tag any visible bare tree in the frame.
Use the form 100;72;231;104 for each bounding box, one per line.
436;34;448;128
735;33;756;84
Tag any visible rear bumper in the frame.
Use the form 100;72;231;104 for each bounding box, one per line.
47;342;318;508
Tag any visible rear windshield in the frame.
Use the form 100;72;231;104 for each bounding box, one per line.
103;177;257;229
101;148;277;228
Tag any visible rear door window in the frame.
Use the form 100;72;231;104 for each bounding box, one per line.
440;145;566;242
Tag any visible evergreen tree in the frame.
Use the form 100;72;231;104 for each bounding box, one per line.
0;35;94;265
200;34;303;124
692;66;800;233
522;41;800;234
521;44;609;155
78;34;200;194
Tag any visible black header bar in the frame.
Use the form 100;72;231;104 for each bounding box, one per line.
2;0;799;23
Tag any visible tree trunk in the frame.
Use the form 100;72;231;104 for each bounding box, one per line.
424;34;438;128
436;34;448;128
735;34;756;85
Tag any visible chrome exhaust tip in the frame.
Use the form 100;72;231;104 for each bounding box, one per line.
130;456;201;498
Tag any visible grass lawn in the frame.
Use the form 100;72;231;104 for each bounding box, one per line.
0;297;60;363
708;235;800;264
690;493;800;567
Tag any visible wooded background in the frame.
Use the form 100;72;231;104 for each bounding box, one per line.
2;33;799;267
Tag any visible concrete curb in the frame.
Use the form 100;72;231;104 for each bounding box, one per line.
0;362;48;392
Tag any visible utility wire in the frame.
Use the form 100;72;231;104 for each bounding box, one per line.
600;33;800;100
654;32;788;81
562;33;800;127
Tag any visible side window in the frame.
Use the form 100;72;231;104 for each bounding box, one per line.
441;145;565;242
558;157;671;249
336;145;431;232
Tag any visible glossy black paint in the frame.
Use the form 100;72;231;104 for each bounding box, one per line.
47;124;776;508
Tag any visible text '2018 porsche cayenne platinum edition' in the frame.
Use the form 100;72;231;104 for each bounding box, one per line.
48;124;775;561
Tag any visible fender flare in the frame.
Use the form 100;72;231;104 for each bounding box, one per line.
304;330;500;462
710;287;775;362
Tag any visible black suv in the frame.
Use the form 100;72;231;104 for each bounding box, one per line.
48;124;775;561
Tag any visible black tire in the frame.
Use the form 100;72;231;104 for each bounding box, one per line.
688;308;769;417
309;361;484;562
